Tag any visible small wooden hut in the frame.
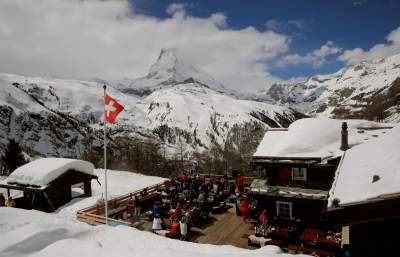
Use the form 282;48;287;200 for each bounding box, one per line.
0;158;98;212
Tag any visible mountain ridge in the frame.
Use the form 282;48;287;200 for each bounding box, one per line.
250;52;400;122
0;50;301;169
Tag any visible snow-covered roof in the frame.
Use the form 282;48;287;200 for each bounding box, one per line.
328;124;400;208
6;158;95;188
253;118;392;160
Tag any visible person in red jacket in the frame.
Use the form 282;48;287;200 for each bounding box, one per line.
240;199;249;222
235;174;244;192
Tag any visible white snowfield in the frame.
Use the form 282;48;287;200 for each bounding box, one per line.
257;52;400;121
6;158;94;187
0;207;302;257
328;124;400;208
0;169;303;257
253;118;392;159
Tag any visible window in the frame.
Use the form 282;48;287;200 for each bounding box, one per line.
276;201;292;219
292;167;307;181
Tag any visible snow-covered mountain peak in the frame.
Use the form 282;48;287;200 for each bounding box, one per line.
147;48;206;83
113;48;226;96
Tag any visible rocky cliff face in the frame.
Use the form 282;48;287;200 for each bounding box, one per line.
253;53;400;122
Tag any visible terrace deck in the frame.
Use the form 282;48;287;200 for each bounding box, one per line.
76;180;257;249
190;204;256;249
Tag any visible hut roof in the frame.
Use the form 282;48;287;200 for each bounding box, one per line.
328;124;400;208
5;158;95;189
250;179;328;200
253;118;392;161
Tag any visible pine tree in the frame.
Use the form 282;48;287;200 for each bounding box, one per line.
1;139;26;174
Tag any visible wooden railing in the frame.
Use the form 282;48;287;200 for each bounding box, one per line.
76;181;166;226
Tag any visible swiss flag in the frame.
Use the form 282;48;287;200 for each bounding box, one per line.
104;94;124;123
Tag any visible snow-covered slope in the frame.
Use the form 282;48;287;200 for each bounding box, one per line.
142;83;300;147
0;49;301;162
255;52;400;122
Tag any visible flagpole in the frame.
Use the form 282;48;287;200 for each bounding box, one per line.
103;84;108;225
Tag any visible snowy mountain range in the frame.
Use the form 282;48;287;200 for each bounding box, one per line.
0;49;301;162
252;53;400;122
1;48;399;164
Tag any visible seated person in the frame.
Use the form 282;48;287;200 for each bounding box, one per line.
5;196;16;207
167;221;180;238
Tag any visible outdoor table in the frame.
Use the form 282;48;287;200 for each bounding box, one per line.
299;228;340;247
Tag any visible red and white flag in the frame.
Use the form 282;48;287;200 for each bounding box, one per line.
104;94;124;123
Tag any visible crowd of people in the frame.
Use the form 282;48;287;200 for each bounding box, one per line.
128;172;265;241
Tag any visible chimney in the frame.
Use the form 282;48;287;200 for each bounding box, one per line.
340;122;349;151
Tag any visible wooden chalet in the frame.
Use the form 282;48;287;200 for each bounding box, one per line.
247;118;394;255
323;124;400;257
0;158;98;212
249;123;349;227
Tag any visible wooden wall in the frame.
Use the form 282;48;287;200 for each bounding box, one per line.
261;164;336;190
253;195;327;226
44;170;96;210
348;218;400;257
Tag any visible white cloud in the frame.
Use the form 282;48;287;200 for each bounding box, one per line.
166;3;186;15
275;41;342;68
0;0;289;92
338;26;400;65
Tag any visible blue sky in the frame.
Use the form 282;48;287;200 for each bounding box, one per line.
1;0;399;92
132;0;400;79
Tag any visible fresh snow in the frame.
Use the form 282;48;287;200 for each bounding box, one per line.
0;169;303;257
256;52;400;121
6;158;94;187
328;124;400;207
0;207;300;257
254;118;392;159
144;83;295;147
